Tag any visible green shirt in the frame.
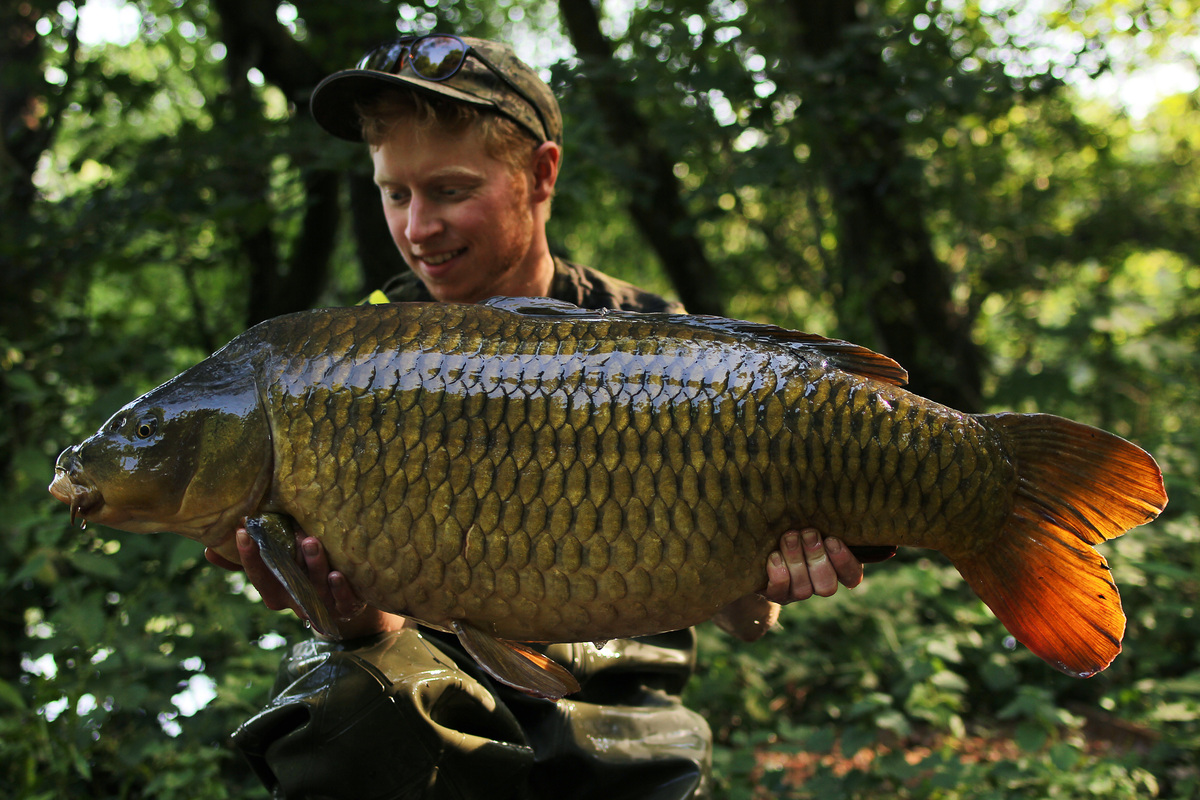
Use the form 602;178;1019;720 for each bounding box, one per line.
380;256;686;314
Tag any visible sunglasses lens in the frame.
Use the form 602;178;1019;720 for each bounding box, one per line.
357;41;407;72
408;35;468;80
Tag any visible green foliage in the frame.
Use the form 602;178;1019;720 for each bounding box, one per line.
1;433;294;796
3;0;1199;797
690;525;1200;797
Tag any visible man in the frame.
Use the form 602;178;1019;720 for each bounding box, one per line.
210;35;865;799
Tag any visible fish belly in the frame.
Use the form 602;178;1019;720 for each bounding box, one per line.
264;304;1012;642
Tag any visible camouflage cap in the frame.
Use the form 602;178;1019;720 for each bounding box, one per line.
310;35;562;146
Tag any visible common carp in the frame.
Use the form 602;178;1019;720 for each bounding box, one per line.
49;297;1167;698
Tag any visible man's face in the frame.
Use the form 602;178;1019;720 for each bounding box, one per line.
372;124;539;304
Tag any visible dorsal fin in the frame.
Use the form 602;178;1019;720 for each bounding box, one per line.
715;322;909;387
483;297;909;387
482;296;585;315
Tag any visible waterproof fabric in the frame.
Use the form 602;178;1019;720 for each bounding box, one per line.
233;629;532;800
232;628;712;800
231;265;709;799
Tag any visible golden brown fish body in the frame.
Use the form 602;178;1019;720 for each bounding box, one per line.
50;298;1167;697
266;305;998;638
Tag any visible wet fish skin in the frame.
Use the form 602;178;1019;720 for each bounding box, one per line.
49;298;1167;698
260;302;997;641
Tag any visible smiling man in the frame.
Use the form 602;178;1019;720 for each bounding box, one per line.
216;34;865;800
371;108;556;303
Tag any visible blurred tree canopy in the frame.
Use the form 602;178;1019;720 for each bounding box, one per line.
2;0;1199;797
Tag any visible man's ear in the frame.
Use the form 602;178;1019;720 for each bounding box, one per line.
530;142;561;204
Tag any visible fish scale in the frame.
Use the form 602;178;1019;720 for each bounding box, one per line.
267;305;993;641
51;297;1166;698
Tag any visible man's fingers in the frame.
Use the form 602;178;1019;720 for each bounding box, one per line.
236;527;299;613
299;536;337;610
213;524;368;626
795;528;838;598
329;572;367;620
204;548;241;571
765;528;865;604
825;537;864;589
764;550;792;604
297;536;366;620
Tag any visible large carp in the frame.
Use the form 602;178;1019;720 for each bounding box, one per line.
49;298;1166;698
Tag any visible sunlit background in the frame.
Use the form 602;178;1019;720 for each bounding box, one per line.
4;1;1199;797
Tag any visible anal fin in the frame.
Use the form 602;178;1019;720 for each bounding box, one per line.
711;593;781;642
451;620;581;700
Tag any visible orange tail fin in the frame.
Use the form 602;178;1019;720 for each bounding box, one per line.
950;413;1167;678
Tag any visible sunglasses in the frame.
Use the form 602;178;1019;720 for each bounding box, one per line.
356;34;550;143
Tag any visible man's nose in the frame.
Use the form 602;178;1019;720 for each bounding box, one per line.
405;197;443;244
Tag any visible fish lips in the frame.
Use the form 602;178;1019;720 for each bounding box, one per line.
49;447;104;527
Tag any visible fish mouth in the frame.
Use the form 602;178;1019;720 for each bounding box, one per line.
49;453;104;528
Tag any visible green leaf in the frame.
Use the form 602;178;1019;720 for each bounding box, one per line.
839;724;879;759
1049;742;1081;771
0;679;28;711
66;550;122;582
1014;721;1048;752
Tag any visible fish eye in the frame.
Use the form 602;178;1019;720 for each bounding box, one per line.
136;417;157;439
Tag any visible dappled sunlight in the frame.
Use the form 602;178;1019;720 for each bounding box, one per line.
4;0;1198;796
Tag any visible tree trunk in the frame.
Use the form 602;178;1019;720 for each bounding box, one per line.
779;0;984;410
0;0;71;692
211;0;341;325
557;0;724;315
1;0;74;329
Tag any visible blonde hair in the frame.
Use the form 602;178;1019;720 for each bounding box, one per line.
356;90;540;178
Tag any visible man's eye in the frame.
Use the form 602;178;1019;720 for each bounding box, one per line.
381;187;409;204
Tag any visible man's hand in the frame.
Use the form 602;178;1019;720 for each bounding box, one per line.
205;528;405;640
712;528;864;641
761;528;863;604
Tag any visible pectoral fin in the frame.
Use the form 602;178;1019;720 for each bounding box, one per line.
244;514;339;639
451;620;581;700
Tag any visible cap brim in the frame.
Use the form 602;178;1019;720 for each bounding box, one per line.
310;69;501;142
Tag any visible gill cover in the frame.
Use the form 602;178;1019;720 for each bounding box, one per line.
62;345;273;539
